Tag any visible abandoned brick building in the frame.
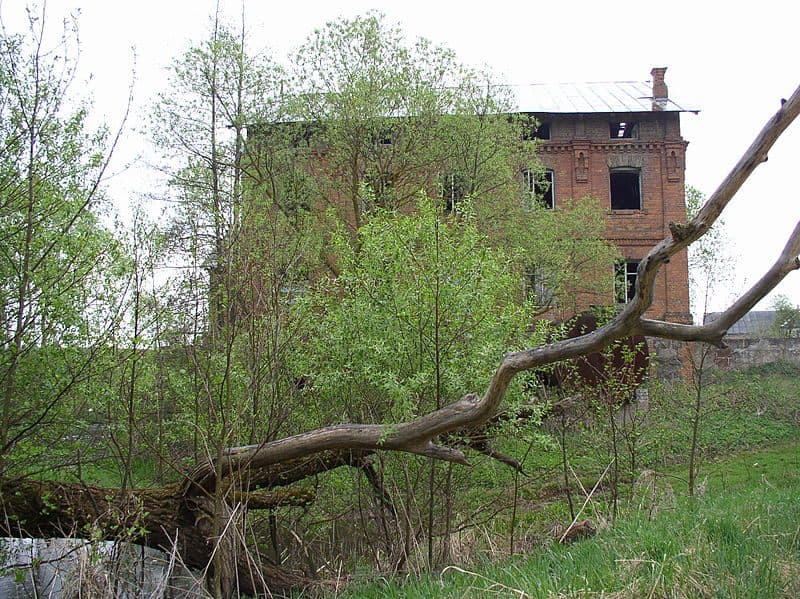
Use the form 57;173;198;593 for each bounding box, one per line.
249;67;695;326
516;67;696;323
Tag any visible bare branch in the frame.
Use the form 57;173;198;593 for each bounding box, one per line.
638;214;800;345
183;85;800;496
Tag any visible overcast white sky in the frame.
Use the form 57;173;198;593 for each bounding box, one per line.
3;0;799;320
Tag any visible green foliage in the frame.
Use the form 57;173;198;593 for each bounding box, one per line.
729;359;800;378
285;12;550;260
769;294;800;337
686;185;733;318
0;12;126;474
149;16;318;490
598;369;800;474
9;11;791;596
293;200;537;425
501;197;619;313
338;443;800;598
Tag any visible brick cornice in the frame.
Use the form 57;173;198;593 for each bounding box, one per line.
539;141;686;153
539;144;573;154
592;142;662;152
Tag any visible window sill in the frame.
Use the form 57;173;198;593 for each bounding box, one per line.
609;209;647;216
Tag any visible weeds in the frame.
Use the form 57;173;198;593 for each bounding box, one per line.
340;443;800;598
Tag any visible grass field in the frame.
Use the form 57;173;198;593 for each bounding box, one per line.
338;442;800;598
335;362;800;598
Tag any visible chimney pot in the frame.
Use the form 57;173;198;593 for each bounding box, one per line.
651;67;668;111
651;67;668;100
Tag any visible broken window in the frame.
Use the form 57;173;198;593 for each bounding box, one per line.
610;168;641;210
373;126;395;146
440;172;468;212
609;121;638;139
289;122;322;148
522;116;551;141
614;259;640;304
522;168;554;209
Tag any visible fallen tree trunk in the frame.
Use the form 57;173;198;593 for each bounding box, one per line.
0;477;310;595
192;85;800;494
1;85;799;595
0;450;376;595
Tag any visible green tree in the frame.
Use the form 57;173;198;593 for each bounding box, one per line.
684;185;734;495
295;201;536;423
284;13;537;242
151;13;286;329
0;10;125;474
686;185;733;320
770;294;800;337
292;200;541;567
151;14;314;595
233;14;615;571
265;13;617;309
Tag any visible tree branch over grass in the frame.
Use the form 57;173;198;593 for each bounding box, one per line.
1;85;799;596
187;84;800;496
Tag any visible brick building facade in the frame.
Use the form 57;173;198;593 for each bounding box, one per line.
517;67;696;323
249;67;695;325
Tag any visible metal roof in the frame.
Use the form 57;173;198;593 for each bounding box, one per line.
704;311;777;337
504;80;699;114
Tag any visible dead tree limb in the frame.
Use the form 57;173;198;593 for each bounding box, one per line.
187;84;800;496
0;86;798;596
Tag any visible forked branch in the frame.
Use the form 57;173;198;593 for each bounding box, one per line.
187;84;800;496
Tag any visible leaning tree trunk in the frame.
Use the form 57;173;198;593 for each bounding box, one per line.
1;85;799;595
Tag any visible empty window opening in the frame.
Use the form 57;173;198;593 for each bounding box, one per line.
615;259;640;304
374;127;395;146
441;172;467;212
610;121;638;139
522;118;551;141
523;168;554;209
610;168;641;210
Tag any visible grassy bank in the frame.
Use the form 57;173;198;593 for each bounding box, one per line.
339;442;800;597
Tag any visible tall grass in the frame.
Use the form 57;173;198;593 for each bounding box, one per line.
338;443;800;598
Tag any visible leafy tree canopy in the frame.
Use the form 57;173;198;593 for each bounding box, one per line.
291;199;539;427
770;294;800;338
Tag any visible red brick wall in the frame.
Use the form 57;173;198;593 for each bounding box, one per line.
253;110;693;325
536;111;691;323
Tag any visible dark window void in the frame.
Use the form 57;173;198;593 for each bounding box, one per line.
523;169;554;209
615;259;640;304
522;119;551;141
367;171;394;197
610;121;638;139
610;169;641;210
278;122;321;148
374;127;394;146
441;172;467;212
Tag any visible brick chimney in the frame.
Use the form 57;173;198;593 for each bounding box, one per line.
651;67;668;110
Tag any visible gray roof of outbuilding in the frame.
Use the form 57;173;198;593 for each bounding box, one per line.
704;311;777;337
505;80;699;114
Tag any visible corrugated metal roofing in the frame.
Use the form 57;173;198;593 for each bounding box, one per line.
504;80;699;114
704;311;777;337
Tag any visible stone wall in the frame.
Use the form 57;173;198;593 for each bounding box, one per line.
648;336;800;382
0;538;203;598
708;337;800;370
648;337;691;382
